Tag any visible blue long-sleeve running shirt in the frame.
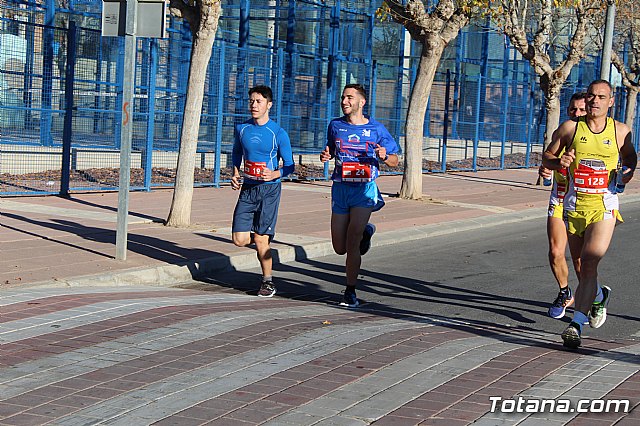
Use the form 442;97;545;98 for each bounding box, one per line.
326;116;399;184
232;119;295;185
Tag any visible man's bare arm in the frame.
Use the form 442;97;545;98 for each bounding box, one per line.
543;120;575;171
617;122;637;183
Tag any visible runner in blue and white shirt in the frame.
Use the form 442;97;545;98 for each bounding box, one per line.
231;85;295;298
320;83;399;307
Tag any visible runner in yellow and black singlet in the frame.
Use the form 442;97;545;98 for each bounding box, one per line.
563;116;621;235
543;79;637;349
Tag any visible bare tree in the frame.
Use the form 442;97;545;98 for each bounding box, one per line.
165;0;222;227
494;0;600;152
380;0;474;200
611;0;640;129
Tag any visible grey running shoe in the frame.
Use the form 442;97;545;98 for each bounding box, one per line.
360;223;376;255
548;287;574;319
339;289;359;308
588;285;611;329
561;322;582;349
257;280;276;298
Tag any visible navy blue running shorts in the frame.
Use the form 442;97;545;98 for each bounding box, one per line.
232;182;282;236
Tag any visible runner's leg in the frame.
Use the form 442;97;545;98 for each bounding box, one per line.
254;233;272;278
344;207;372;286
571;218;616;315
548;216;570;288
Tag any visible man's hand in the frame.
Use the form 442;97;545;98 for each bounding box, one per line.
259;168;279;182
320;146;331;163
539;166;552;179
374;144;387;162
231;175;242;190
621;167;634;184
559;149;576;168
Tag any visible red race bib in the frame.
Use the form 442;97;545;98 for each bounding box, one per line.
244;160;267;179
573;161;609;194
342;162;372;182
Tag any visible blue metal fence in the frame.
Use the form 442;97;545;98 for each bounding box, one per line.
1;1;639;195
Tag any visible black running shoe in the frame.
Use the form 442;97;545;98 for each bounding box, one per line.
359;223;376;255
257;280;276;298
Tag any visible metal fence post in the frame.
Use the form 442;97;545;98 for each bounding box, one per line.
500;75;509;169
143;38;159;191
40;3;55;147
370;60;377;117
442;69;450;173
324;3;340;180
60;21;76;197
525;81;534;168
213;42;226;188
276;48;284;124
472;76;482;171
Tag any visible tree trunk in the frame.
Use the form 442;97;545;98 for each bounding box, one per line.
543;86;561;152
166;6;220;228
399;39;445;200
625;89;638;129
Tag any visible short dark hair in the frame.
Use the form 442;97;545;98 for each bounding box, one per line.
570;92;587;103
587;80;614;96
343;84;367;101
249;85;273;103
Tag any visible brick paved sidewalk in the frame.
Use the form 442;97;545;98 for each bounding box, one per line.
1;287;638;425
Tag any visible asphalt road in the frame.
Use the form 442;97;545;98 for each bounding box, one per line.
197;200;640;344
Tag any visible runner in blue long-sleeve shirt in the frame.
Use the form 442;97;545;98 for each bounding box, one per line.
231;85;295;297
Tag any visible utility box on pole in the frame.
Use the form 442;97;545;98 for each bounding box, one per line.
101;0;127;37
101;0;167;38
100;0;167;260
137;0;167;38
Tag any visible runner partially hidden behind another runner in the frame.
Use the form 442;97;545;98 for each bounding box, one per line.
231;85;295;298
320;83;400;308
543;79;637;349
539;92;587;319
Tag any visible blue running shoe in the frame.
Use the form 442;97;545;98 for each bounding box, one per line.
548;287;574;319
360;223;376;255
339;288;359;308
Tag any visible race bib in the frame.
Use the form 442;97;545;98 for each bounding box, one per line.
557;183;567;202
342;162;372;182
573;160;609;194
244;160;267;179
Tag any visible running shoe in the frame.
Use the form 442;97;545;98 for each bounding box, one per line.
360;223;376;255
257;280;276;298
561;321;582;349
548;287;574;319
339;289;359;308
588;285;611;329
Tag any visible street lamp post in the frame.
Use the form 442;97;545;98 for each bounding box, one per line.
600;0;616;81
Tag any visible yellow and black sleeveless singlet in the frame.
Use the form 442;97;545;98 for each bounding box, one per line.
564;116;620;213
